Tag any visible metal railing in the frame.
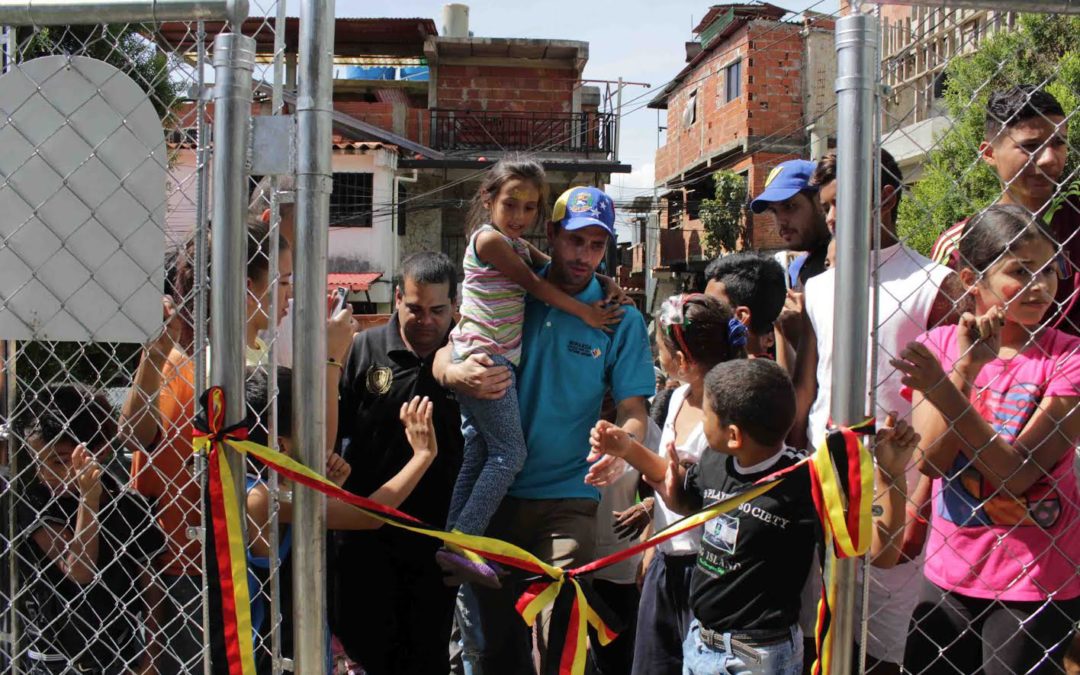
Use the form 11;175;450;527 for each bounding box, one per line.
428;108;615;156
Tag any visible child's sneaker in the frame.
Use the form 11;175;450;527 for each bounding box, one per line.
436;547;504;589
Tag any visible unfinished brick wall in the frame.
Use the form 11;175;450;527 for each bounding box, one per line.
654;20;806;187
435;64;576;113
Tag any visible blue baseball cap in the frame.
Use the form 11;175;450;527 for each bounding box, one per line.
552;186;616;236
750;159;818;213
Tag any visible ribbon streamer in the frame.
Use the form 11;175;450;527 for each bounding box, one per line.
194;386;874;675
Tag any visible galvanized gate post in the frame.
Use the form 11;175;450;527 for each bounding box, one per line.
293;0;335;667
209;29;255;550
829;9;878;674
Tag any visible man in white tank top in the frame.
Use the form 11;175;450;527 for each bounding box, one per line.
792;150;967;672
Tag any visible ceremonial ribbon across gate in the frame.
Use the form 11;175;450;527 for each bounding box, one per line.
194;387;875;675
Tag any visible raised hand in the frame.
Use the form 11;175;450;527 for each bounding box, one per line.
147;296;181;363
643;441;684;507
71;444;103;506
890;342;949;395
400;396;437;459
956;307;1004;370
874;412;920;479
327;299;359;365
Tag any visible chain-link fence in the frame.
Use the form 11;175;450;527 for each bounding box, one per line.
0;3;302;671
853;2;1080;673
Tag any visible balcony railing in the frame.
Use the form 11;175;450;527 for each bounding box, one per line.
430;108;615;157
659;228;706;268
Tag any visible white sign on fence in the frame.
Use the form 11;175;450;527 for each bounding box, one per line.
0;55;167;342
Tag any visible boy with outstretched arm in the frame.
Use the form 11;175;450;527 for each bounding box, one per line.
590;359;918;673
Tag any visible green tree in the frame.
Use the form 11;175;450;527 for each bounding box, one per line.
897;13;1080;256
699;170;749;256
18;24;182;119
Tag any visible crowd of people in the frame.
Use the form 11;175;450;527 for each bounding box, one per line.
6;82;1080;675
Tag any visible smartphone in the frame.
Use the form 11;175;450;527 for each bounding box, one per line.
329;286;349;317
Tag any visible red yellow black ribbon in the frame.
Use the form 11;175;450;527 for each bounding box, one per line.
193;387;258;675
194;386;874;675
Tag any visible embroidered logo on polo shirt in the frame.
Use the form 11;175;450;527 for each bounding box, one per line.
366;365;393;394
568;340;601;359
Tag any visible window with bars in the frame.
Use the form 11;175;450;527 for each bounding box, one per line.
329;172;374;227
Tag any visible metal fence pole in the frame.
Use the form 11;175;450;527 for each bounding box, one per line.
209;31;255;521
293;0;334;667
0;0;248;25
830;10;877;674
864;0;1080;13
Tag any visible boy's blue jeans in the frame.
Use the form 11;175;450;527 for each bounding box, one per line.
682;620;803;675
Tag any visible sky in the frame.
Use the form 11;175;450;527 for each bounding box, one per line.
351;0;840;235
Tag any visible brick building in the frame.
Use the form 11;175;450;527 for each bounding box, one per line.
159;8;628;311
641;3;835;298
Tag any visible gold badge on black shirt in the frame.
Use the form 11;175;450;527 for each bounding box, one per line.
366;365;393;394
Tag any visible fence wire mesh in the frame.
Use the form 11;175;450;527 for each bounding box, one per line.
0;6;295;673
860;4;1080;674
5;2;1080;675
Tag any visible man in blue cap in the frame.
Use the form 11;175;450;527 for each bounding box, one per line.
751;159;832;291
436;185;655;674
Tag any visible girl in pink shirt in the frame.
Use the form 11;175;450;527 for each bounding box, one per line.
892;204;1080;674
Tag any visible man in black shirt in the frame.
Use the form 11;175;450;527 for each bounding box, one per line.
332;252;464;675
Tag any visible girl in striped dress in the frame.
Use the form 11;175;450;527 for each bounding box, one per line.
439;158;621;586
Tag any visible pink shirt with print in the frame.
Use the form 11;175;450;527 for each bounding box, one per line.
918;324;1080;602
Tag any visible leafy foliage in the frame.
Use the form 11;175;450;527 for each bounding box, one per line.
897;13;1080;255
699;170;749;256
18;24;182;119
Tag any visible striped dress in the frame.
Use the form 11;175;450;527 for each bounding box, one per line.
450;224;531;365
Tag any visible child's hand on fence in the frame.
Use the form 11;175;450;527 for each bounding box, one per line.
956;308;1003;370
72;444;103;506
326;452;352;487
873;412;920;479
401;396;437;460
891;342;948;396
588;420;632;459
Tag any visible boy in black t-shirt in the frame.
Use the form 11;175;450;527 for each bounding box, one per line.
12;384;164;674
592;359;919;674
592;359;812;672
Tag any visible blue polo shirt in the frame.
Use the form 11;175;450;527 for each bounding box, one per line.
510;274;655;501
